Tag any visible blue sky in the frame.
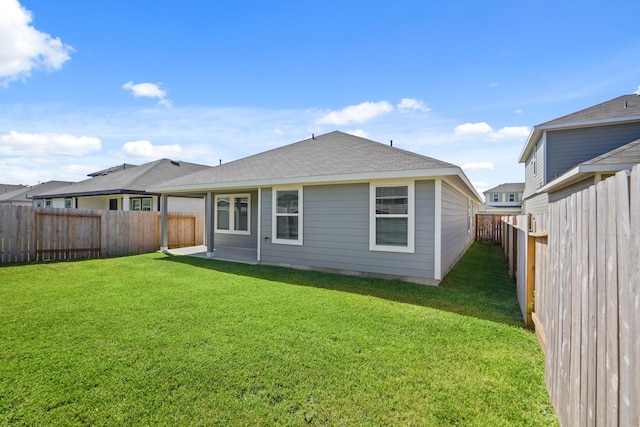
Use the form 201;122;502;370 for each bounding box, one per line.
2;0;640;196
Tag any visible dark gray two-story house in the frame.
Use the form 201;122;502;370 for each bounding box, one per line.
519;94;640;214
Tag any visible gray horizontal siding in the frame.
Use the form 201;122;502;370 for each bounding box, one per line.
212;190;258;249
523;193;549;214
548;177;596;203
260;181;435;281
524;136;545;199
440;181;474;277
546;122;640;182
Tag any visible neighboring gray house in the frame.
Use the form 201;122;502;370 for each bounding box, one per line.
539;138;640;202
0;181;74;206
481;183;524;214
519;94;640;214
32;159;211;212
150;131;482;285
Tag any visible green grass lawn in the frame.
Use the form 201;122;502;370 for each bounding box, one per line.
0;243;557;426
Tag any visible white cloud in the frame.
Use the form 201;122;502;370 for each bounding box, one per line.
316;101;393;125
634;85;640;96
489;81;499;87
122;81;172;107
454;122;529;142
397;98;430;113
490;126;530;142
0;131;100;156
514;109;523;114
0;0;74;86
462;162;494;171
118;140;182;160
454;122;493;135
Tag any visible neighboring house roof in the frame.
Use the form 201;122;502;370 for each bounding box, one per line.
537;138;640;194
0;184;27;194
483;183;524;194
33;159;212;199
150;131;482;202
519;94;640;163
87;163;138;177
0;181;75;203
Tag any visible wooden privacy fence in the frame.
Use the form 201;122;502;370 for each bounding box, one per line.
0;206;204;264
475;214;503;243
502;165;640;426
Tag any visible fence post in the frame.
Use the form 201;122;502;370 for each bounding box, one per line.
526;233;536;326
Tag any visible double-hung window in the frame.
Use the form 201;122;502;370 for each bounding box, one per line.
508;193;516;202
131;197;152;211
492;193;500;203
215;194;250;234
370;182;414;253
272;187;302;245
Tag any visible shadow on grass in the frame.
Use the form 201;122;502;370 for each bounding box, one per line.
156;242;524;327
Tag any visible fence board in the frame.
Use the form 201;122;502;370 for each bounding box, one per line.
604;178;619;427
615;171;634;426
569;192;581;425
586;185;597;426
506;165;640;426
0;206;203;264
594;179;608;426
628;167;640;426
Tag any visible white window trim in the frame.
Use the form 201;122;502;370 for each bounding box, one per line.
369;180;415;253
215;193;251;235
272;186;303;245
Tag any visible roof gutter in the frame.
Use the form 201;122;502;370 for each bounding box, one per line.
31;189;157;199
148;167;483;203
536;163;636;194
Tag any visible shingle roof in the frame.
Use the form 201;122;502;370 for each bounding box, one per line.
0;184;27;194
152;131;457;189
541;94;640;127
0;181;74;202
484;183;524;194
87;163;138;177
35;159;211;198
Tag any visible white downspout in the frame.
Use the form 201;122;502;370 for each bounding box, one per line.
257;187;261;262
434;178;442;281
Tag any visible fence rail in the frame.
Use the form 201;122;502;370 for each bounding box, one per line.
502;165;640;426
0;206;204;264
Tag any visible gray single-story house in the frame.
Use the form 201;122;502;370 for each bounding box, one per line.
150;131;482;284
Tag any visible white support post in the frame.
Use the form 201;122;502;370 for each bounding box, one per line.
160;194;168;252
205;192;215;258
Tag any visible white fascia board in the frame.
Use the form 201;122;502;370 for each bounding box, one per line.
450;168;483;203
149;167;467;194
536;163;636;194
518;127;539;164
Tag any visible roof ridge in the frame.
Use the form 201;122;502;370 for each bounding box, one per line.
539;94;640;126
